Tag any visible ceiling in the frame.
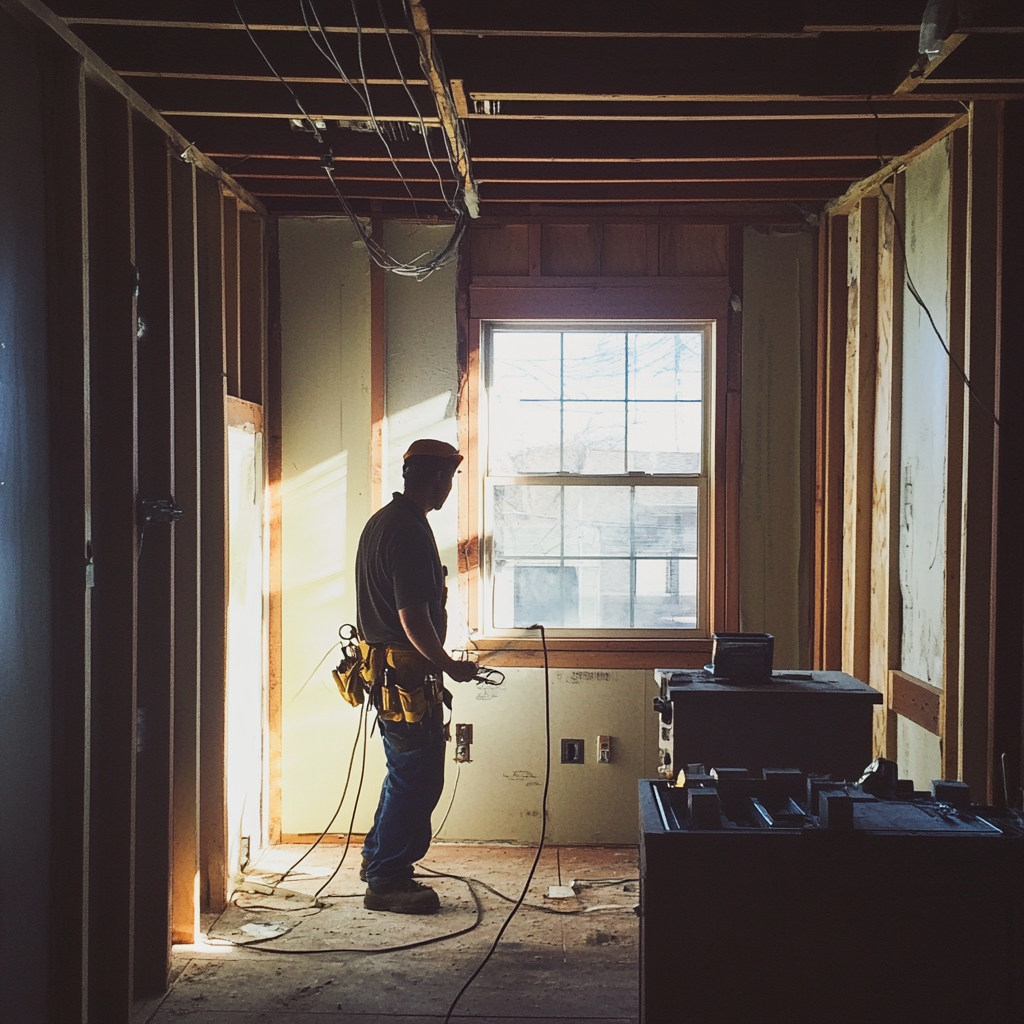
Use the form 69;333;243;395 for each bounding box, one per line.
52;0;1024;221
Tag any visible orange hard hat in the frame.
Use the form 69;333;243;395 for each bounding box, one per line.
402;438;463;465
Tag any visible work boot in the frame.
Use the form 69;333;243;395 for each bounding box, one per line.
363;878;440;914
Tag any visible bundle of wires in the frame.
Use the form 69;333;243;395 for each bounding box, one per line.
233;0;472;279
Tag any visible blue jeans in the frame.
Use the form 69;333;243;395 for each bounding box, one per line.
362;709;446;891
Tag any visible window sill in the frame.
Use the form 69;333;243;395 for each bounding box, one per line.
466;637;712;669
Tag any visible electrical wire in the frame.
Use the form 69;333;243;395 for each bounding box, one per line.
417;864;636;916
232;0;323;144
314;693;371;899
399;0;472;191
440;623;552;1024
300;0;420;212
374;0;455;210
432;762;461;838
347;0;419;214
206;874;485;954
231;0;469;276
274;699;367;886
324;161;468;277
287;641;341;704
867;102;1000;427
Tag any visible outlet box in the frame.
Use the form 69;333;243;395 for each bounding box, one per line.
455;723;473;763
561;738;585;764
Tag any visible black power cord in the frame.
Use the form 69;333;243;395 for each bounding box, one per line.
440;623;552;1024
867;101;1000;427
207;873;485;954
274;699;367;887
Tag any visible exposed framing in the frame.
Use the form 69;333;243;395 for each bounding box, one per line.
819;108;1015;799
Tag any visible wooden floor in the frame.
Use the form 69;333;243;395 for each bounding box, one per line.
137;844;640;1023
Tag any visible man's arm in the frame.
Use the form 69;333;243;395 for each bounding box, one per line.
398;603;478;682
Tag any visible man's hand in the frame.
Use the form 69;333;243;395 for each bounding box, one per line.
398;603;479;683
444;657;479;683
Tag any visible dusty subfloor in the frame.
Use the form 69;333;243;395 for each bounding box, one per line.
139;843;640;1023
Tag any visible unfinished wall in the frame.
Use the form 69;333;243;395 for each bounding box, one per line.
899;141;950;689
384;223;461;625
278;217;382;834
894;141;951;783
278;219;665;843
818;112;1022;797
0;15;52;1019
739;227;815;668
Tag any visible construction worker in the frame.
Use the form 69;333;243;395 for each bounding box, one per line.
355;438;478;914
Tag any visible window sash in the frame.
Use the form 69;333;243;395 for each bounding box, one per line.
484;476;708;637
481;322;712;638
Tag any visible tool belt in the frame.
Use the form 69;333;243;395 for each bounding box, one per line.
333;637;445;724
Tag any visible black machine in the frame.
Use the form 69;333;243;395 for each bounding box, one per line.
639;766;1024;1024
653;667;882;783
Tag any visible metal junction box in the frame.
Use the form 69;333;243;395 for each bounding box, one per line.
639;775;1024;1024
653;669;881;782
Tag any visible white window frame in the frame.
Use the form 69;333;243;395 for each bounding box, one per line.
480;320;713;639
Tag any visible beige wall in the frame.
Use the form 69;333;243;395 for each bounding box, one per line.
278;217;383;835
739;227;815;668
278;217;813;842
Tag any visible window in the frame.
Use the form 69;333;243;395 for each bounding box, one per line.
482;323;710;636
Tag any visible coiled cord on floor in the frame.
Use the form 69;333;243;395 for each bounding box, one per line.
440;623;553;1024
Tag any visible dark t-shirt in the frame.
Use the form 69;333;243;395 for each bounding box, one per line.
355;492;447;648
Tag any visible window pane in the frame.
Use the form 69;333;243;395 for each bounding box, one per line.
563;332;625;400
563;402;625;473
627;401;702;473
490;332;561;473
633;486;699;557
493;486;561;557
629;332;702;401
570;559;631;628
633;559;698;629
491;331;560;400
564;486;630;556
492;558;632;629
490;398;561;474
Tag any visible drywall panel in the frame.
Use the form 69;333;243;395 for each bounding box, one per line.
739;227;815;668
278;218;385;835
899;141;950;686
384;222;462;633
897;715;942;791
435;669;657;845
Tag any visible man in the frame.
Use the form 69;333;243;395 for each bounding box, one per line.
355;438;478;914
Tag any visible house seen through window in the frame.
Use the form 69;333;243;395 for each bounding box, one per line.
484;324;710;634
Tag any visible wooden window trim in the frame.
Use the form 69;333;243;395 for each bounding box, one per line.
458;276;736;668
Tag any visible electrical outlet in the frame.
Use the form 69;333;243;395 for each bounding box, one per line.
597;735;612;763
455;723;473;763
561;738;585;764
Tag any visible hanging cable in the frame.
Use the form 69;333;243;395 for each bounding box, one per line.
274;699;367;886
300;0;421;213
232;0;323;144
313;693;371;899
224;0;469;276
287;640;341;704
441;623;552;1024
374;0;456;210
867;102;999;427
324;158;467;277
